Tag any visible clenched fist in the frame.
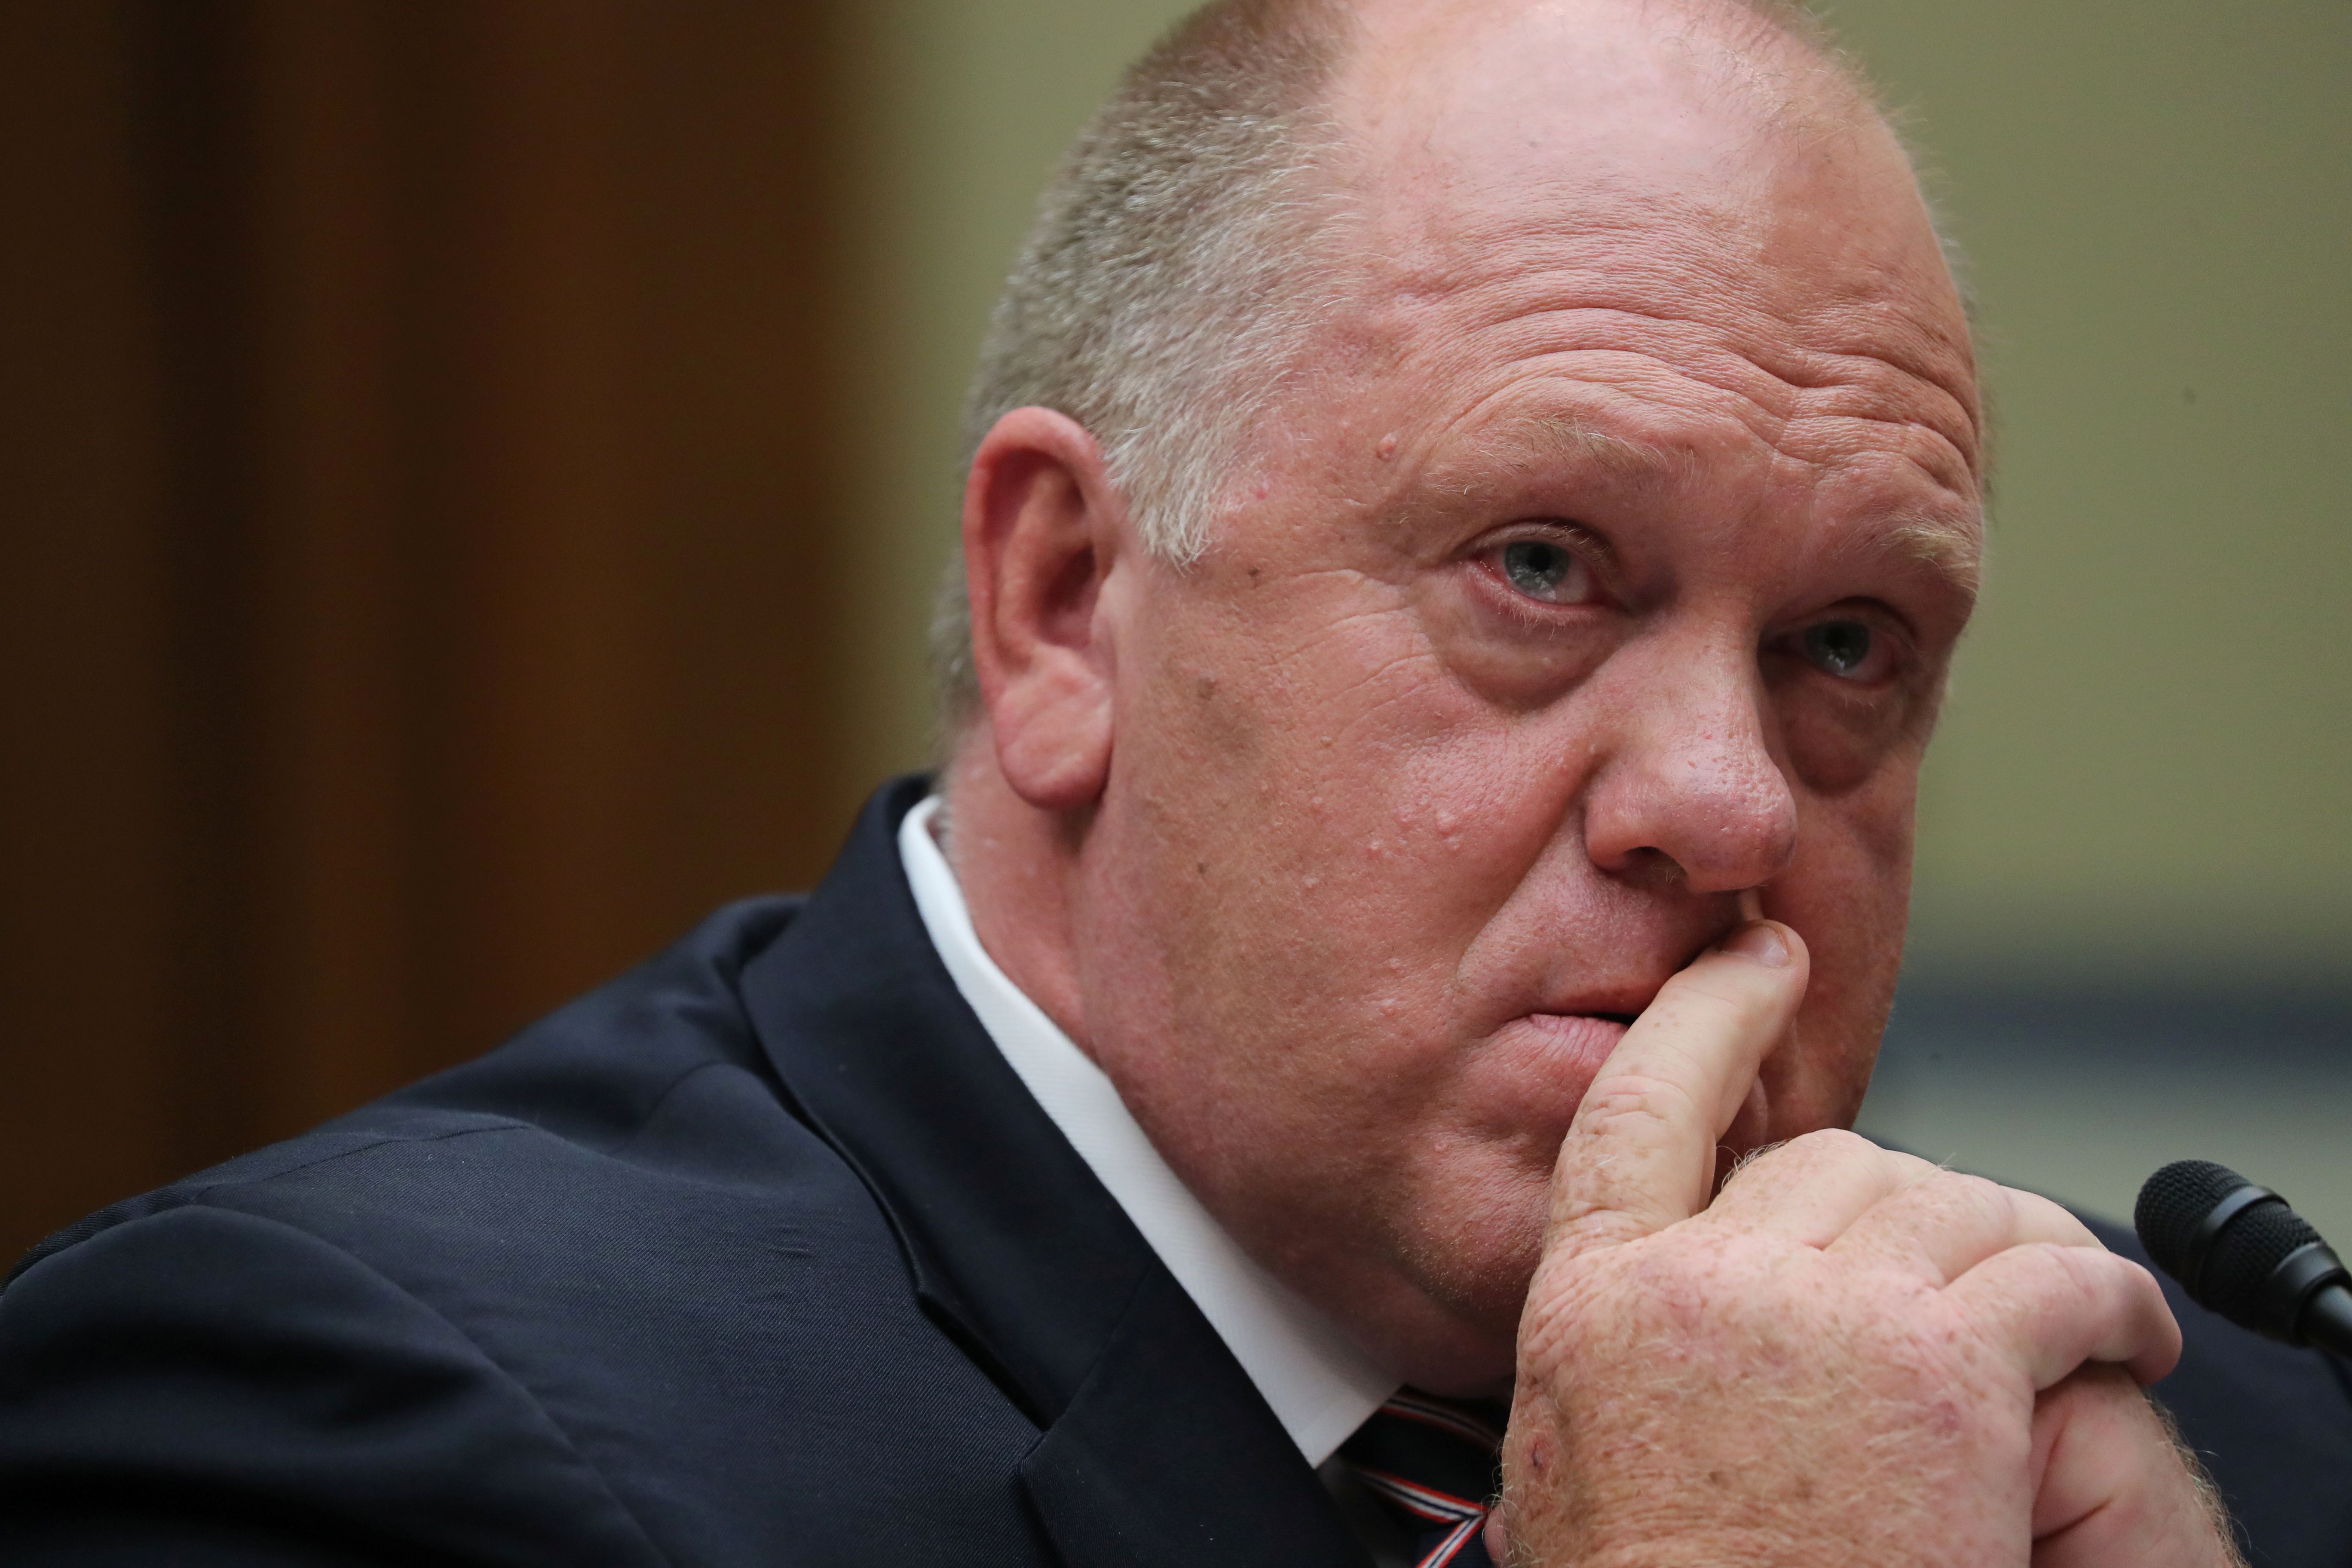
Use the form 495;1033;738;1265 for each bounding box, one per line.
1488;921;2239;1568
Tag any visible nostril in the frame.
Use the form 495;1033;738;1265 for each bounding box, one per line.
1627;845;1684;877
1581;733;1798;893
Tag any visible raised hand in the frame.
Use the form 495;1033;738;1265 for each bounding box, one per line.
1488;921;2238;1568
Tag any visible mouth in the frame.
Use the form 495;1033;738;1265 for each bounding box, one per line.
1466;1010;1645;1139
1513;1009;1637;1060
1479;968;1678;1101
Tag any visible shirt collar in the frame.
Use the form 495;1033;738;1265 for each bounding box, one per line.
897;795;1398;1465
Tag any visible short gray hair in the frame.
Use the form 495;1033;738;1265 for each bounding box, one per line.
930;0;1360;733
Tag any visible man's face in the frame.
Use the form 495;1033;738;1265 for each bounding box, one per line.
1065;3;1982;1390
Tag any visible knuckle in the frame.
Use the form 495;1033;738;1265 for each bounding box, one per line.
1662;965;1781;1019
1791;1126;1874;1161
1548;1206;1654;1250
1946;1170;2012;1212
1718;1136;1789;1187
1881;1148;1943;1182
1725;1127;1861;1186
2012;1189;2098;1245
2006;1240;2116;1308
1908;1168;2007;1225
1570;1072;1700;1135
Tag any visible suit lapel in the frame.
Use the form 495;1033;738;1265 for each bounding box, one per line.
739;779;1368;1566
1021;1268;1372;1568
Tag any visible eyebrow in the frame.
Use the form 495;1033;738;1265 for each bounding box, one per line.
1470;410;1687;489
1883;509;1984;598
1467;410;1984;597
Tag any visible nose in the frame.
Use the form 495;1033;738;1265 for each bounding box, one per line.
1580;640;1798;896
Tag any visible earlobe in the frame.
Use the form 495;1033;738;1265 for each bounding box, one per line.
962;407;1122;813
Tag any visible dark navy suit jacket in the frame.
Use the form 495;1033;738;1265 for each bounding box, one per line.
3;778;2348;1565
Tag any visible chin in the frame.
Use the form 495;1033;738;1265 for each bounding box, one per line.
1369;1305;1523;1400
1374;1181;1550;1391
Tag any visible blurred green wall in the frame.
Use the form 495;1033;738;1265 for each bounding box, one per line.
838;0;2352;989
832;1;1196;792
1841;0;2352;987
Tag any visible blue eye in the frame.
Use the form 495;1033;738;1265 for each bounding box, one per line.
1500;539;1586;603
1801;620;1874;677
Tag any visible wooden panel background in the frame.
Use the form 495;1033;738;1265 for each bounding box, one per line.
0;0;864;1260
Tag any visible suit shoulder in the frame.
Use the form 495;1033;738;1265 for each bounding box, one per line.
376;891;809;1140
0;1202;666;1565
11;894;813;1288
0;886;1047;1563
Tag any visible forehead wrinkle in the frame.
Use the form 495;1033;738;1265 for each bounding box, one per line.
1774;324;1981;459
1381;276;1973;479
1467;408;1684;489
1404;392;1698;529
1346;139;1978;466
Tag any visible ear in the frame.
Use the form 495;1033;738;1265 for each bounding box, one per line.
962;407;1126;812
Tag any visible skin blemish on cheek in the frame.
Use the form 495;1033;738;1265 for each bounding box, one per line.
1377;432;1400;461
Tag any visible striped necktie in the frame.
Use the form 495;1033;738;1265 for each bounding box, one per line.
1337;1389;1507;1568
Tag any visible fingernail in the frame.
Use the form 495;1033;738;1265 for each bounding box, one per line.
1721;921;1791;968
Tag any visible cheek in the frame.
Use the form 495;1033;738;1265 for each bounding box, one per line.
1271;701;1599;997
1418;567;1615;711
1148;585;1537;877
1764;631;1948;799
1761;780;1917;1132
1103;595;1483;1005
1103;614;1593;1112
1773;688;1920;795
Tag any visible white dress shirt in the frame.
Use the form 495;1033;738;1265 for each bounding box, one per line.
898;795;1399;1465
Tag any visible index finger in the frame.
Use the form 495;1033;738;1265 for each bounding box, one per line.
1544;920;1809;1258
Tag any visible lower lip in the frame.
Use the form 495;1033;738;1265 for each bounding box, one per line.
1512;1011;1632;1069
1509;1015;1780;1149
1474;1014;1641;1136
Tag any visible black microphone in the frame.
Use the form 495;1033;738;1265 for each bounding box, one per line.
2135;1160;2352;1359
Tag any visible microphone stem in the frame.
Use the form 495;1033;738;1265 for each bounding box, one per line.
2305;1282;2352;1362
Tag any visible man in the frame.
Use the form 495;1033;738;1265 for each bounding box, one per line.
3;0;2347;1564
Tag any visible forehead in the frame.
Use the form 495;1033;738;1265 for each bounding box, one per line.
1298;0;1982;493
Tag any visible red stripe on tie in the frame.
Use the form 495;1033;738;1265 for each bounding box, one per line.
1382;1393;1504;1452
1421;1513;1487;1568
1351;1465;1485;1525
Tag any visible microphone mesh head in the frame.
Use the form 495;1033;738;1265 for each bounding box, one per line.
2202;1199;2321;1332
2135;1159;2249;1281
